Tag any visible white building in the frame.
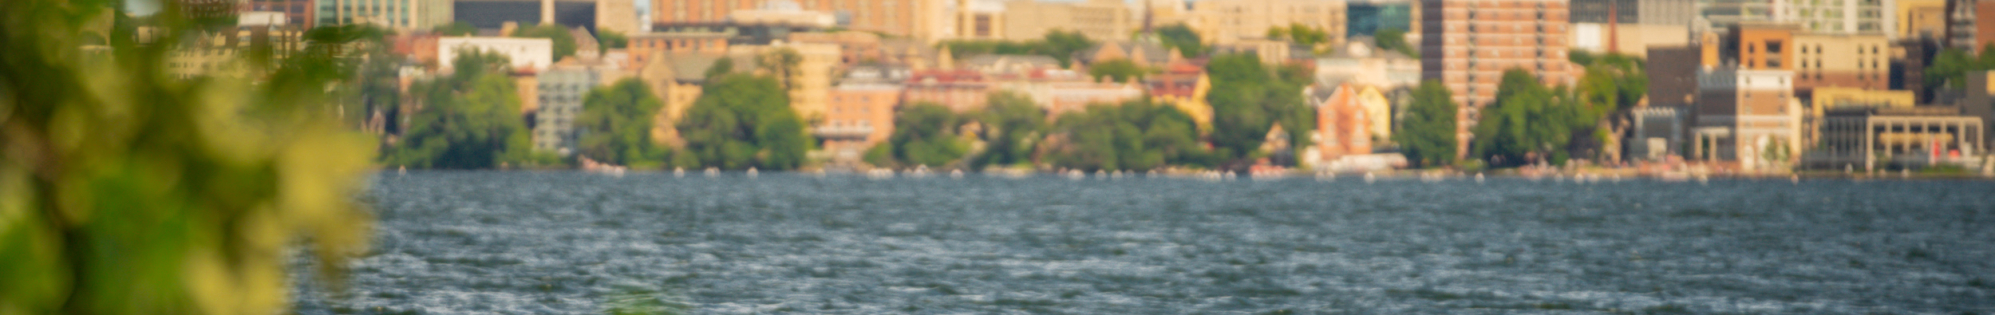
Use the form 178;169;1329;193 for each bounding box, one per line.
1313;41;1419;91
438;37;555;73
1773;0;1895;37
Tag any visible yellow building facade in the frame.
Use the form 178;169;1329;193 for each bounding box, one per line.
1190;0;1346;46
1003;0;1134;42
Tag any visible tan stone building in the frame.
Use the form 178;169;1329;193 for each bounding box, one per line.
789;31;887;67
956;0;1007;40
1791;33;1892;92
1003;0;1133;42
1418;0;1576;155
757;42;842;121
1899;0;1948;39
1569;23;1690;58
1191;0;1346;46
820;83;903;162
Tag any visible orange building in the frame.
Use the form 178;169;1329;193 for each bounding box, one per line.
903;70;990;112
1315;84;1373;160
819;84;902;161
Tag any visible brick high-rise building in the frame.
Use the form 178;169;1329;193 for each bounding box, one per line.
1945;0;1995;51
1418;0;1576;156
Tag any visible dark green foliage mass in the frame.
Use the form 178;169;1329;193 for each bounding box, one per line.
389;49;553;169
881;103;971;168
434;21;477;36
676;74;811;170
598;29;629;49
1046;99;1217;171
1203;53;1312;167
1925;44;1995;89
1472;69;1580;166
578;79;669;168
1157;23;1206;58
1395;80;1458;168
1374;27;1417;57
1087;58;1148;83
971;92;1048;168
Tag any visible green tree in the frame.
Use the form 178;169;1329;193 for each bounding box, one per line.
434;21;478;36
1157;23;1205;58
1923;46;1994;89
704;57;735;79
1374;27;1416;57
883;103;971;167
1046;99;1216;171
1396;80;1459;167
1204;53;1312;167
598;29;629;49
758;47;803;90
511;23;579;60
1;1;374;313
1570;53;1647;161
578;79;669;168
1269;24;1330;47
389;49;548;169
1040;30;1095;67
1087;58;1148;83
972;92;1048;168
939;30;1096;67
1472;69;1579;166
677;73;811;169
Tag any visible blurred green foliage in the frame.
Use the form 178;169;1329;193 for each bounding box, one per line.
433;21;478;36
941;30;1095;68
1924;44;1995;89
1;0;375;314
1086;59;1147;83
676;73;811;170
578;79;670;168
511;23;579;60
968;92;1046;169
878;102;971;168
1266;23;1331;48
1203;53;1312;167
387;49;556;169
1395;80;1459;168
597;29;629;50
1473;69;1580;166
1156;24;1205;58
1045;99;1217;171
1374;28;1417;58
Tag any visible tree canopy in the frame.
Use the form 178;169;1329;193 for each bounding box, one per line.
577;79;669;168
1396;80;1459;168
880;102;972;168
1374;27;1416;57
676;73;811;170
1925;44;1995;89
433;21;477;36
1267;23;1332;48
1087;58;1148;83
971;92;1048;169
388;49;551;169
1156;23;1205;58
1046;99;1217;171
598;29;629;49
941;30;1097;67
1471;69;1581;167
1204;53;1313;167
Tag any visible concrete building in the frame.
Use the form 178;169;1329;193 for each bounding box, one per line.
1945;0;1995;51
1808;106;1983;170
1192;0;1347;46
1961;71;1995;149
962;54;1062;77
532;59;616;155
317;0;451;30
904;70;991;112
1899;0;1948;39
1629;106;1685;160
438;36;555;72
626;23;817;69
1571;23;1691;57
955;0;1006;40
1697;0;1776;32
1648;45;1703;109
758;42;842;120
651;0;947;42
1348;1;1415;37
1774;0;1895;36
789;31;886;67
1571;0;1638;24
453;0;611;31
248;0;315;28
1075;41;1174;68
820;83;902;162
1690;68;1803;171
1803;87;1915;145
1003;0;1132;42
167;24;307;79
1792;33;1892;92
991;69;1144;116
1642;0;1700;26
1315;41;1420;90
729;0;837;27
596;0;639;34
1418;0;1576;155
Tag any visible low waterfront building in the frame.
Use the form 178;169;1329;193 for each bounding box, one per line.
1807;107;1984;170
820;83;903;162
1629;107;1685;161
903;69;990;112
1312;84;1374;161
1690;67;1804;172
1805;87;1915;147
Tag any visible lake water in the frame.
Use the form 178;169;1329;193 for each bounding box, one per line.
295;172;1995;314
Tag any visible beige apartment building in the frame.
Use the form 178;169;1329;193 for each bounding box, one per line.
820;83;902;162
1899;0;1947;39
1691;68;1804;171
1192;0;1347;46
1773;0;1893;36
1791;33;1892;92
652;0;948;42
956;0;1007;40
1004;0;1133;42
1418;0;1575;155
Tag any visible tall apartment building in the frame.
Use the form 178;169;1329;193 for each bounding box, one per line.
1003;0;1131;42
1945;0;1995;51
1570;0;1637;24
1899;0;1947;39
1418;0;1575;155
248;0;315;28
1192;0;1347;46
316;0;450;30
651;0;947;42
1697;0;1775;32
533;60;615;154
1772;0;1894;36
952;0;1004;40
1642;0;1699;26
